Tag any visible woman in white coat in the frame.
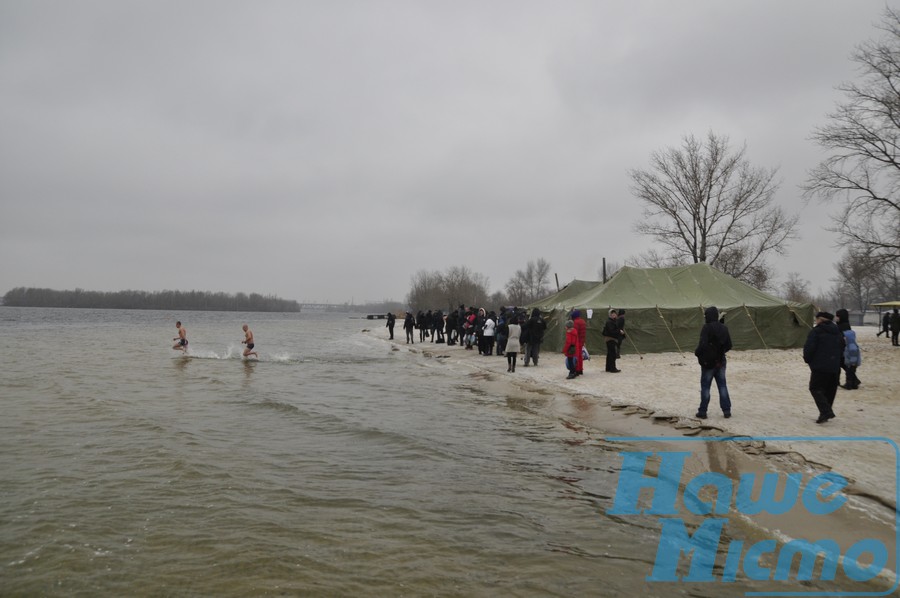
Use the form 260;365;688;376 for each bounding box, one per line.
505;316;522;372
482;312;496;355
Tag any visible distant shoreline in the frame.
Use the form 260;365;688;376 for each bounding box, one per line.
0;304;301;313
2;287;300;312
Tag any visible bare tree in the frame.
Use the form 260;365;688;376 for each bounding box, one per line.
442;265;490;308
505;258;552;304
781;272;813;303
870;259;900;301
832;249;883;311
406;270;445;311
407;266;491;310
804;8;900;266
630;131;798;288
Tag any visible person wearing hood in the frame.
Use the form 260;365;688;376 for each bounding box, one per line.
803;311;844;423
835;309;861;390
693;306;733;419
572;310;587;376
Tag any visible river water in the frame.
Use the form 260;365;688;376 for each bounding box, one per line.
0;308;894;596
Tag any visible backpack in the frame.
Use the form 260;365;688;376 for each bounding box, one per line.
844;331;862;367
697;332;722;369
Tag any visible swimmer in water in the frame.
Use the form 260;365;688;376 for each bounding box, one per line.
172;321;188;353
242;324;258;358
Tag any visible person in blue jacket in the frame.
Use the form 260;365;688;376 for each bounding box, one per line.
835;309;861;390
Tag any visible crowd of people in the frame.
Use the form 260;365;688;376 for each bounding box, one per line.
391;305;551;368
388;304;896;426
390;305;630;378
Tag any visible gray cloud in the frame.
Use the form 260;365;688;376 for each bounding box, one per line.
1;1;893;303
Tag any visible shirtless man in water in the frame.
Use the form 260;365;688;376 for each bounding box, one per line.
172;321;188;353
242;324;258;358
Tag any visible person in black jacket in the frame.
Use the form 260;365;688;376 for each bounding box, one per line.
877;311;891;338
385;312;395;340
601;309;625;373
693;306;733;419
803;311;844;423
403;312;416;344
892;308;900;346
522;308;547;367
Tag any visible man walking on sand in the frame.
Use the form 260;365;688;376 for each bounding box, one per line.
172;321;188;353
803;311;843;424
694;306;732;419
242;324;258;358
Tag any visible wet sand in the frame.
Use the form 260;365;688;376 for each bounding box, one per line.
369;324;899;586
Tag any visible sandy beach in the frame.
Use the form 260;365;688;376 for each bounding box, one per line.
371;324;900;511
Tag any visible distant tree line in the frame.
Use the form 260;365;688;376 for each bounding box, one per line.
406;260;556;312
2;287;301;312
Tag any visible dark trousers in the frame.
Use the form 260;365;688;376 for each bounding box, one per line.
809;370;839;417
893;330;899;346
605;340;618;371
841;364;860;389
387;324;394;339
699;365;731;415
524;341;541;365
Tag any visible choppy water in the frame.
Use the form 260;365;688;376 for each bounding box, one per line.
0;308;894;596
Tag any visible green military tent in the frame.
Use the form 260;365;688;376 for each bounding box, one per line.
528;263;815;355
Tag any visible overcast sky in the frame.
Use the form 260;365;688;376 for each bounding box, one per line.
1;1;895;304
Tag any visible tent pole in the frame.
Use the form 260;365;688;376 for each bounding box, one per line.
743;304;770;352
656;305;685;357
626;334;643;360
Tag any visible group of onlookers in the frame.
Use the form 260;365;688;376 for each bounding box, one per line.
392;305;550;370
389;304;895;426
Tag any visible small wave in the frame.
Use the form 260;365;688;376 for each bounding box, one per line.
173;349;304;365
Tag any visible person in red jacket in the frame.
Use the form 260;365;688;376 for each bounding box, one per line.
572;310;587;376
563;320;579;379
